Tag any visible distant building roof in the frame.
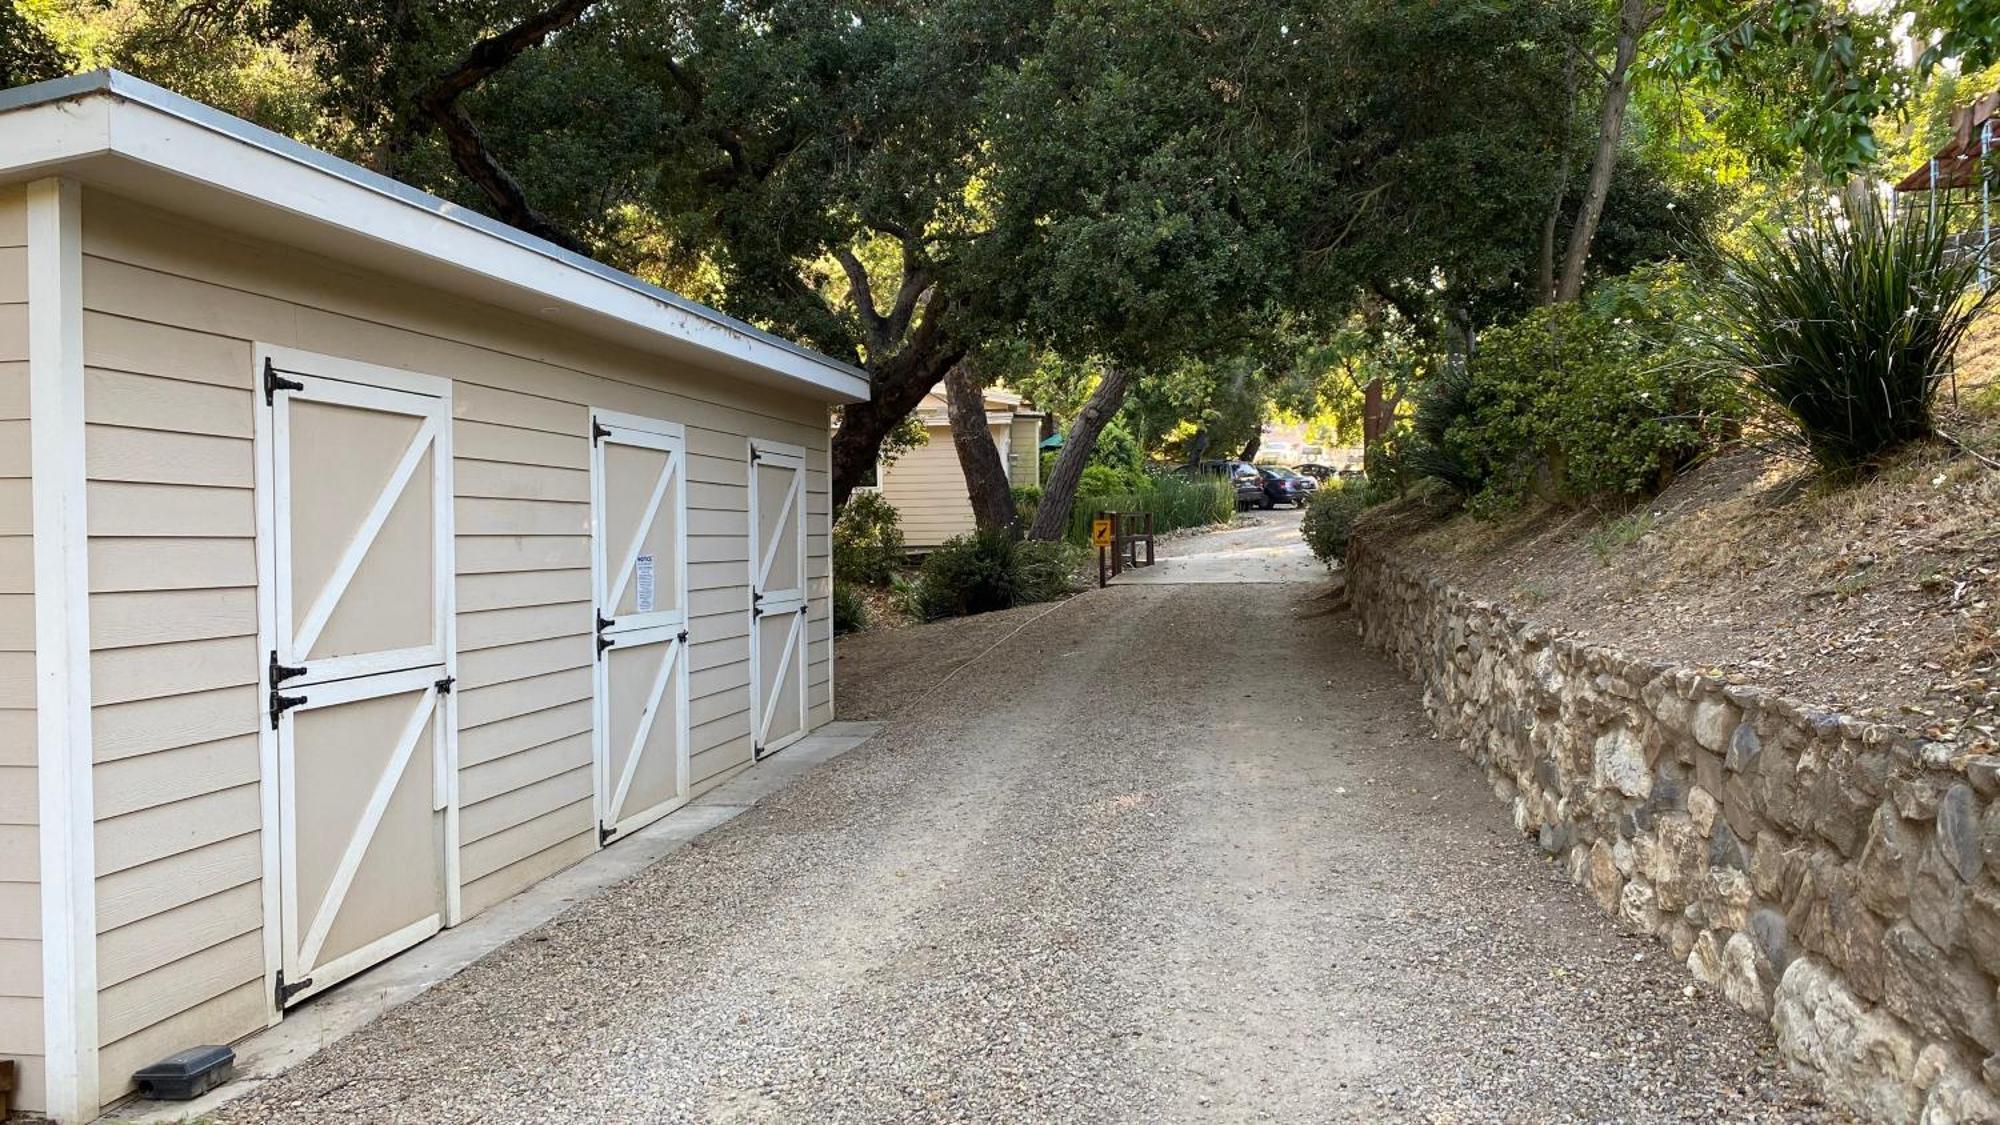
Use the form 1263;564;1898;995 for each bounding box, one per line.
1896;89;2000;193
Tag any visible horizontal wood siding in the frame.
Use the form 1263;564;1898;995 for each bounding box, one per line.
0;184;42;1114
875;420;1021;550
74;187;835;1098
875;425;973;549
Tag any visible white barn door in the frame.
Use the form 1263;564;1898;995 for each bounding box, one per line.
590;411;690;844
258;346;456;1011
748;440;808;759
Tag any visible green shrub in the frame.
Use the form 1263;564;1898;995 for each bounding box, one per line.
832;581;868;635
913;530;1021;620
1078;463;1141;496
912;530;1089;621
1088;419;1143;474
1011;484;1043;528
1422;263;1733;513
1700;197;1993;475
833;491;905;585
1300;483;1368;566
1016;539;1089;602
1407;359;1482;497
1063;473;1235;544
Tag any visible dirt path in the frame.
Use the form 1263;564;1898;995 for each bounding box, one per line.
213;516;1844;1124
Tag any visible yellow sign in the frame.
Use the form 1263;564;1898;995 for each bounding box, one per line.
1090;518;1113;548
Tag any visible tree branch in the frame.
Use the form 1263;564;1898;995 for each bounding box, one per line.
832;246;891;355
414;0;599;255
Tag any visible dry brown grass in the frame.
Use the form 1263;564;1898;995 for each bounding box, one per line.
1372;321;2000;750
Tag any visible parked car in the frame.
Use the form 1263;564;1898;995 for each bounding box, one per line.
1257;466;1312;508
1181;459;1269;507
1294;463;1336;481
1280;467;1318;495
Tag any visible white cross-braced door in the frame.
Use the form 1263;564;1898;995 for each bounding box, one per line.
748;439;809;759
591;410;690;844
259;345;456;1011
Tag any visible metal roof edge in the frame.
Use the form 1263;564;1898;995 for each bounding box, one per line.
0;69;869;394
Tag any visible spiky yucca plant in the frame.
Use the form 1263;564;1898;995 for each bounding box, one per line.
1702;196;1993;476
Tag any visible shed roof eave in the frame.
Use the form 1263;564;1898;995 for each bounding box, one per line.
0;70;870;404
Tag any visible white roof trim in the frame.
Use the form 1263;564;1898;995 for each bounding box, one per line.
0;71;870;403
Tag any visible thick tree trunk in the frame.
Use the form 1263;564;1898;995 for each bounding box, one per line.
1361;377;1407;450
830;329;968;509
944;362;1019;535
1238;432;1262;462
1027;365;1134;541
1184;427;1210;467
1554;0;1653;304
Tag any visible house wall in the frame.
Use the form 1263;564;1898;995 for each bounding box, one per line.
876;421;1013;549
73;188;833;1105
0;184;46;1115
1008;416;1040;489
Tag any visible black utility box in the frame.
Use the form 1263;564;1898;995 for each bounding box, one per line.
132;1045;235;1100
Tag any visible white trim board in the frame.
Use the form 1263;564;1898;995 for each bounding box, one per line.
0;71;868;405
29;176;99;1122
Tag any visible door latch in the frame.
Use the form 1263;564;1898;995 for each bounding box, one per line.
434;676;455;695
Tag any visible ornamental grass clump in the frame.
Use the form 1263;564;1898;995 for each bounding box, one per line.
1703;197;1993;476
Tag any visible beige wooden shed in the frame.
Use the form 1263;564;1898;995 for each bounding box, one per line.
0;71;864;1121
867;383;1043;549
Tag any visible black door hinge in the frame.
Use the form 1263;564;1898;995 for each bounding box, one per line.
749;444;760;462
592;420;611;444
269;650;307;686
677;629;689;644
269;690;307;730
274;969;313;1008
263;358;304;406
598;822;616;846
598;633;616;656
434;676;455;695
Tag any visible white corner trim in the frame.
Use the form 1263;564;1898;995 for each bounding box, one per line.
28;177;99;1121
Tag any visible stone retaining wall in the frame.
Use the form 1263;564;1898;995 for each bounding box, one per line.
1348;535;2000;1122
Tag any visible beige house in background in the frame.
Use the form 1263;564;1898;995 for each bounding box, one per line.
867;383;1044;549
0;71;862;1121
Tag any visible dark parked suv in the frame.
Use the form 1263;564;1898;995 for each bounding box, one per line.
1181;459;1268;507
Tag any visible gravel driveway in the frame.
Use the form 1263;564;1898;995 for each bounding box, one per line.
214;512;1845;1124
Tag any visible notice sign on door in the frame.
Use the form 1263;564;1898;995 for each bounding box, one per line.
635;553;656;613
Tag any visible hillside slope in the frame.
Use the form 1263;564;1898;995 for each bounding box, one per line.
1365;326;2000;752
